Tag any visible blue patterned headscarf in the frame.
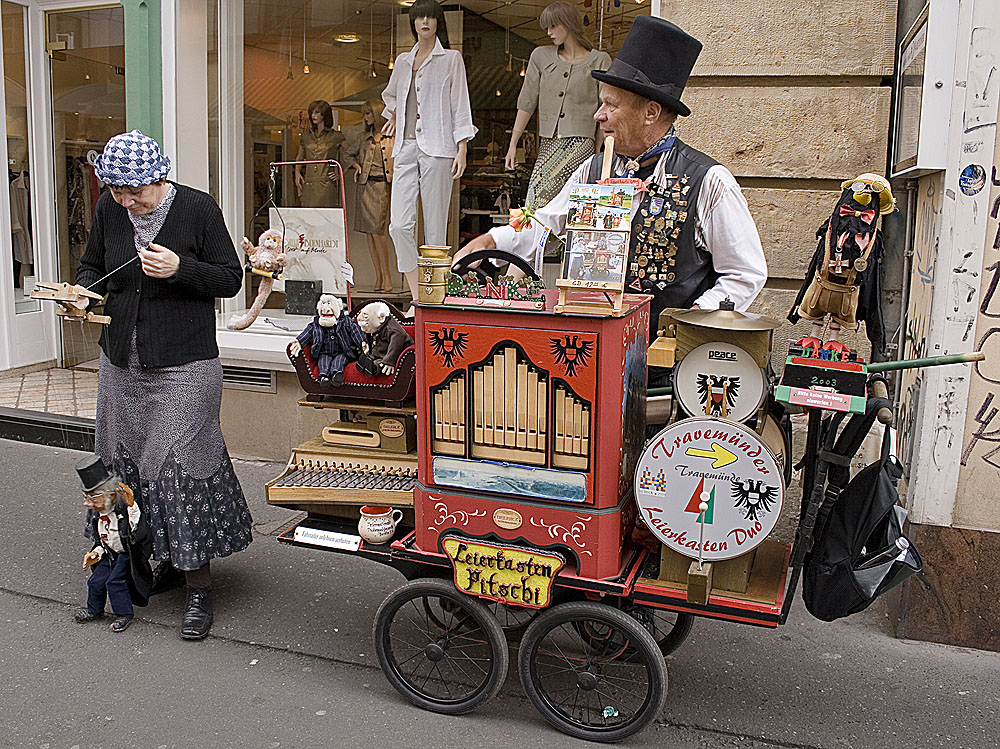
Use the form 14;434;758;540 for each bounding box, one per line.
93;130;171;187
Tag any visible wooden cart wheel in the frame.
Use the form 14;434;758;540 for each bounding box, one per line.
518;601;667;742
373;578;509;715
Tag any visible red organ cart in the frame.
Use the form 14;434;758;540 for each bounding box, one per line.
268;279;967;742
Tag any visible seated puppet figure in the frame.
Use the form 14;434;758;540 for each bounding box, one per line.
73;455;153;633
788;174;895;356
356;300;414;376
290;294;366;385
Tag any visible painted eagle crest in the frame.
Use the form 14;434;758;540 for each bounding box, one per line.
696;374;741;418
549;335;594;377
731;479;778;522
429;328;469;368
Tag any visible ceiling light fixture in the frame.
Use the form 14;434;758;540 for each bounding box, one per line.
335;33;361;43
368;8;376;77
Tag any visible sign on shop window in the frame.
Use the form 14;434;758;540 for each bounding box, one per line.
269;207;349;297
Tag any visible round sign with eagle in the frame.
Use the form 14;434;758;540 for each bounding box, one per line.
634;417;783;561
672;342;766;423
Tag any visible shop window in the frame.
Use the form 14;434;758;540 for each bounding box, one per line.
2;1;37;314
214;0;627;339
47;6;125;366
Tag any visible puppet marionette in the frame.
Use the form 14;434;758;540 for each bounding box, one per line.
289;294;365;385
227;229;287;330
788;174;896;356
356;301;414;376
73;455;153;632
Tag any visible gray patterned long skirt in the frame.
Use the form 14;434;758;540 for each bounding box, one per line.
525;136;595;209
93;337;253;571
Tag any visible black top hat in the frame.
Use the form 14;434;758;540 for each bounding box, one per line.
76;454;113;493
592;16;701;117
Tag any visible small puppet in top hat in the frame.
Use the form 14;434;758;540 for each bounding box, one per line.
73;454;153;630
788;174;896;356
591;15;702;117
76;454;116;494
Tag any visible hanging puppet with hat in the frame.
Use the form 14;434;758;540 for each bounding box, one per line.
788;174;896;356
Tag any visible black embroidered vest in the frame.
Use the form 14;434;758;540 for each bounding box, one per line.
587;138;719;332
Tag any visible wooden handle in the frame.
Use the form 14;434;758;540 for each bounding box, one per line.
600;136;615;180
870;379;893;425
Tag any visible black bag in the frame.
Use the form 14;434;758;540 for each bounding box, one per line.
802;410;922;622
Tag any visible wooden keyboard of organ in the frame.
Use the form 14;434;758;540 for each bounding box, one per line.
469;346;547;465
432;374;466;455
553;386;590;469
268;460;416;506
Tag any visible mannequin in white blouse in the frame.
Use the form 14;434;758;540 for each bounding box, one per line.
382;0;476;308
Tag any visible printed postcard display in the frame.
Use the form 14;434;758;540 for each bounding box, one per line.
560;183;635;292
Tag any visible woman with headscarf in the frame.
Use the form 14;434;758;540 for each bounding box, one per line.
76;130;253;640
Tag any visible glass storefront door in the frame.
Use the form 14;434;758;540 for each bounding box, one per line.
47;5;124;366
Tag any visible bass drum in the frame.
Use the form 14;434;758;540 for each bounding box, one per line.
760;411;792;487
673;342;766;423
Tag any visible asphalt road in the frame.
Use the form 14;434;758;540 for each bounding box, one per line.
1;438;998;748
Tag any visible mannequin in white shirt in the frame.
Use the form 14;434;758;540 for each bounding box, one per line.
382;0;477;309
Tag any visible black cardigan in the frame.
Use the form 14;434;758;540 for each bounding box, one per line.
76;184;243;368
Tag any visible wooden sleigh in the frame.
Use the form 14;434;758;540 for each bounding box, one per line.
288;301;417;409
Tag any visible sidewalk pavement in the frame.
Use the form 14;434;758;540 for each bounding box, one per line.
1;437;997;748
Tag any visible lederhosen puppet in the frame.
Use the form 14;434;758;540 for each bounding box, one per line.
788;185;886;353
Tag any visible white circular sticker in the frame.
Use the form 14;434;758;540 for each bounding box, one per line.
673;342;766;423
634;417;783;561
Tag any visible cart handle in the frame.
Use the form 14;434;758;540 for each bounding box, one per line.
869;378;893;425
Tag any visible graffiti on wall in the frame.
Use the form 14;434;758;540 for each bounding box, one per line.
961;163;1000;468
898;173;942;470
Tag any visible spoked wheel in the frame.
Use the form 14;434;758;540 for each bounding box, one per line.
518;601;667;742
571;604;693;658
374;578;509;715
625;605;694;657
485;601;539;638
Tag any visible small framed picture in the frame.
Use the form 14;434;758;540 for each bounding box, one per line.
561;229;628;289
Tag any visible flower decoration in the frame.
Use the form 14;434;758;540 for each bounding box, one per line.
509;206;533;232
507;203;566;258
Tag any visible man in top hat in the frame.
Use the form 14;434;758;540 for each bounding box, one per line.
456;16;767;332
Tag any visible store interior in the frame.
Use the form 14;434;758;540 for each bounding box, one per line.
238;0;647;316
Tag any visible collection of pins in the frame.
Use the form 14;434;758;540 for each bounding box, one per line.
273;460;417;491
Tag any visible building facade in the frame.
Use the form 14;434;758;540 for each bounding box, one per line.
0;0;996;650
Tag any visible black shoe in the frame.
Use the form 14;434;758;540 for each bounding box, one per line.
180;586;213;640
331;369;345;386
110;616;133;632
150;561;185;596
74;607;102;623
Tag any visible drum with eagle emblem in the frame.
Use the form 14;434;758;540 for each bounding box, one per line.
672;342;767;423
